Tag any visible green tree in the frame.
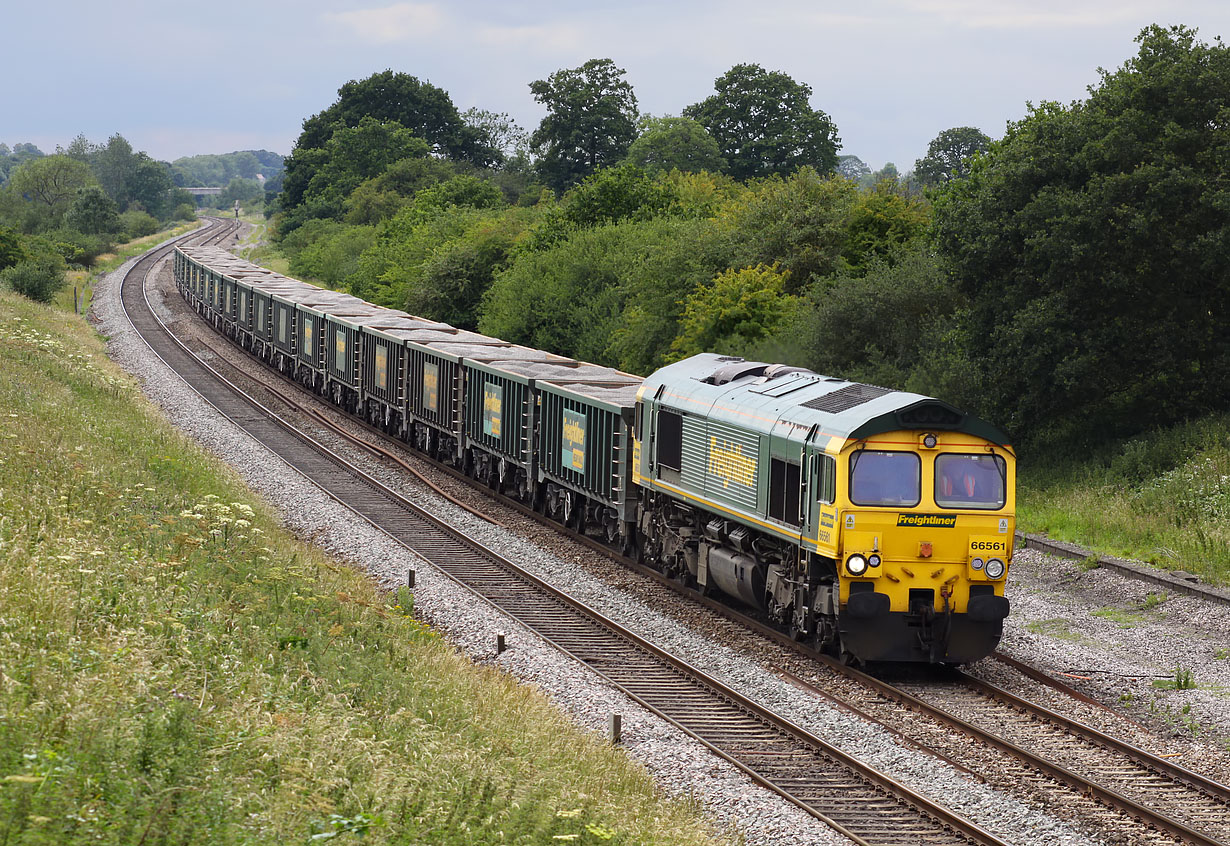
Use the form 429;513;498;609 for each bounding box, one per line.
836;155;871;180
623;116;726;174
914;127;991;187
280;119;432;232
788;248;962;393
9;155;97;215
93;134;136;202
529;58;640;191
841;180;930;274
461;108;530;162
123;154;175;218
283;71;498;215
119;209;159;239
65;186;120;234
721;167;858;291
0;256;67;302
670;263;796;360
931;25;1230;446
0;225;28;271
527;164;677;249
684;64;840;180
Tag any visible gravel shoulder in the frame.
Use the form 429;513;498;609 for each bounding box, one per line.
90;234;1230;846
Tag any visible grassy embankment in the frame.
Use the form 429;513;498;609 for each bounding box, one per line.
1017;415;1230;586
0;289;725;844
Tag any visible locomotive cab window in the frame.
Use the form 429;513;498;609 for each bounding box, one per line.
849;450;920;507
817;454;836;504
934;453;1006;510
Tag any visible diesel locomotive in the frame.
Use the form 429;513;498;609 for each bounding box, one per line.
174;244;1015;664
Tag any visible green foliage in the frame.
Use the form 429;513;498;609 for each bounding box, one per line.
119;209;159;239
836;155;871;180
528;164;677;249
1;257;67;302
289;223;377;290
41;228;113;266
172;202;197;221
914;126;991;187
623;116;726;174
280;119;431;234
483;216;729;372
9;154;97;215
171;149;282;187
281;71;497;221
685;63;840;180
352;206;496;308
0;223;30;270
721;167;857;291
841;179;930;274
296;70;499;167
66;186;120;234
670;263;796;360
1017;413;1230;584
412;209;533;329
530;58;640;191
787;247;961;391
342;156;460;225
932;25;1230;448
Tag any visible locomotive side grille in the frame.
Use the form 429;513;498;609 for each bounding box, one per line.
800;383;891;413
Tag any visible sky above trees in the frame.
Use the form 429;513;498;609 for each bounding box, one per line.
3;0;1228;170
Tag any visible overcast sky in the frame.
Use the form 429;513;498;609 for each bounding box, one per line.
3;1;1227;171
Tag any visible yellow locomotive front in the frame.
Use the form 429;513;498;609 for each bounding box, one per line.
831;431;1015;663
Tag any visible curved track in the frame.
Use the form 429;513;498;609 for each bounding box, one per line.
124;221;1010;846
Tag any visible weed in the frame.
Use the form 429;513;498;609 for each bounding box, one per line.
1153;666;1197;690
1077;554;1101;572
1140;591;1168;610
1025;618;1097;645
1092;607;1145;627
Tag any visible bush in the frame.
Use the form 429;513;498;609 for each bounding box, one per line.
43;228;112;266
173;202;197;221
1;258;67;302
119;209;159;239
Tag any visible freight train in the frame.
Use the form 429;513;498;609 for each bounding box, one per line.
174;244;1015;663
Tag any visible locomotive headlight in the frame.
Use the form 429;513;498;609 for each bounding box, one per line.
867;554;882;568
970;557;985;571
985;558;1006;579
846;554;869;576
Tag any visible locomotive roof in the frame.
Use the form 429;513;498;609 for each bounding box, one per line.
643;353;1012;449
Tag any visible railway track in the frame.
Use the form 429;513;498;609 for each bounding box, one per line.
124;220;1010;845
126;222;1230;845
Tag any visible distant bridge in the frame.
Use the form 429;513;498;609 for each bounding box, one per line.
183;187;223;196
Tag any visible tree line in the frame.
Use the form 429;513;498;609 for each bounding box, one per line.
278;25;1226;451
0;135;202;302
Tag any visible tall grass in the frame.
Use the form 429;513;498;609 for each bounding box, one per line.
0;291;724;845
1018;415;1230;584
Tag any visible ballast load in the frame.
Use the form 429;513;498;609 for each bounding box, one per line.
175;245;1016;663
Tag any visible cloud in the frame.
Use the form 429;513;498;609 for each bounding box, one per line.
323;3;447;44
473;22;589;54
902;0;1149;29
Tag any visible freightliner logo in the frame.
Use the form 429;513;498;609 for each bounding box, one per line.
896;514;958;528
